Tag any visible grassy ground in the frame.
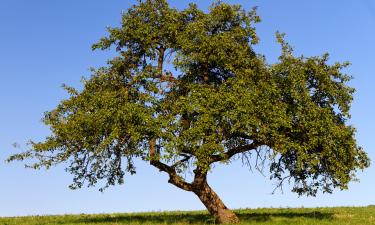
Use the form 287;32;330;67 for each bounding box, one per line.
1;206;375;225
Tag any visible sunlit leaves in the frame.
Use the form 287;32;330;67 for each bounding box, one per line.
8;0;369;195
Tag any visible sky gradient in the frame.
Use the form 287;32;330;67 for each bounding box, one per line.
0;0;374;217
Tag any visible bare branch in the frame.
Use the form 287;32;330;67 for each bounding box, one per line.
172;154;191;169
272;175;291;194
210;141;260;163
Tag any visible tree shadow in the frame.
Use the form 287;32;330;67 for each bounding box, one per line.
61;212;214;224
237;210;334;223
57;210;333;224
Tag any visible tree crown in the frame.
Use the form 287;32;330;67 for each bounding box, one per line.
9;0;370;196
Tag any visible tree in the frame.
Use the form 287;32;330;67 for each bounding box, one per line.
8;0;370;224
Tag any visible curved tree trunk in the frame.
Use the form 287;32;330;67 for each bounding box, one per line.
150;153;240;223
192;181;240;224
149;137;240;223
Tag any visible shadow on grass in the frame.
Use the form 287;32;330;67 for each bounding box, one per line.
65;213;213;224
56;210;333;224
237;211;333;223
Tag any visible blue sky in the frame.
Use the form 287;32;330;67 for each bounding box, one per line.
0;0;374;217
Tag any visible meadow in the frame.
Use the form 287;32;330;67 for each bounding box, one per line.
1;206;375;225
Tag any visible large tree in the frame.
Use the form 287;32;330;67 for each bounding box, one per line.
8;0;370;224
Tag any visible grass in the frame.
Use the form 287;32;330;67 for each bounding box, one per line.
1;206;375;225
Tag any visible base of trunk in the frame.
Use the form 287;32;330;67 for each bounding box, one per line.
193;182;240;224
216;209;240;224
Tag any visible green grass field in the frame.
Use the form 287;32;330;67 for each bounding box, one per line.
1;206;375;225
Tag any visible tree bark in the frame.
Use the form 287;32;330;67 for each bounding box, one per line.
149;138;250;223
150;159;240;224
192;180;240;224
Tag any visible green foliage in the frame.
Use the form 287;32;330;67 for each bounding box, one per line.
8;0;369;196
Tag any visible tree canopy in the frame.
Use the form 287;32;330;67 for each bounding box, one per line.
8;0;370;223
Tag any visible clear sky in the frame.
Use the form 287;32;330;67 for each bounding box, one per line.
0;0;374;217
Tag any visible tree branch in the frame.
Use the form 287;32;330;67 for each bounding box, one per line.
192;166;207;188
210;141;260;163
172;154;191;169
157;46;165;74
149;140;192;191
150;159;193;191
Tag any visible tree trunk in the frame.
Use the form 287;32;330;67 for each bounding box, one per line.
193;182;240;224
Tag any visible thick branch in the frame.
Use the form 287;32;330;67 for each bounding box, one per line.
157;47;165;74
150;159;193;191
210;141;260;163
149;139;157;158
149;140;192;191
192;166;207;188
